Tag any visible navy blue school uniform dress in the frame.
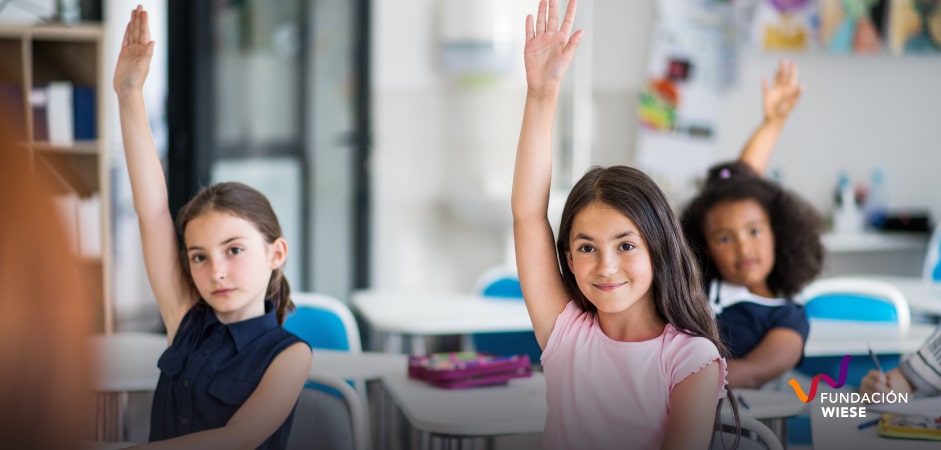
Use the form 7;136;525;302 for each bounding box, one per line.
150;300;306;449
709;280;810;359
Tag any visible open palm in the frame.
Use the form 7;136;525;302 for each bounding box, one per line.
113;6;154;96
524;0;583;95
762;59;802;123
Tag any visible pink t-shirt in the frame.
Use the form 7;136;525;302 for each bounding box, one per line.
541;301;728;450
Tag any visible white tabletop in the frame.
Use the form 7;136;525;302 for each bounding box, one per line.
866;275;941;316
352;290;532;336
381;372;547;437
310;349;407;380
810;398;939;450
90;332;167;392
804;319;937;357
731;389;808;421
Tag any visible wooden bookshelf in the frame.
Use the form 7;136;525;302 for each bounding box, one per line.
0;24;112;333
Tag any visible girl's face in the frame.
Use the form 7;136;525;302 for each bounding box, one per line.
703;199;775;297
184;210;287;324
566;202;654;315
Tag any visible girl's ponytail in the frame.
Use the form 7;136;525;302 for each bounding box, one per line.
267;268;295;325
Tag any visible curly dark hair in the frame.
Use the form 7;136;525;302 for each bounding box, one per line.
680;161;825;299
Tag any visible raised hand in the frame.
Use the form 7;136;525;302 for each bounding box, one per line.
524;0;583;97
113;5;155;97
762;59;802;124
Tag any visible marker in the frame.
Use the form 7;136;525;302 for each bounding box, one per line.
857;416;881;430
737;394;750;410
868;343;884;373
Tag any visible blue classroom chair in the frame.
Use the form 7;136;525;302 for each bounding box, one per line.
470;266;543;364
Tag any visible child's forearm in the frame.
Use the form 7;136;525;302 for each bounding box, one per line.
118;92;168;220
512;92;560;221
737;118;785;176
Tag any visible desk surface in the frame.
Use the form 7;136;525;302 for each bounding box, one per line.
821;232;929;253
866;275;941;316
731;389;808;421
310;349;407;380
382;372;547;437
810;400;938;450
352;290;532;335
804;319;937;357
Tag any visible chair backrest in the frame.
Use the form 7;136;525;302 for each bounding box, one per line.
712;411;783;450
473;264;523;299
471;265;543;363
924;222;941;283
799;277;910;332
288;373;370;450
284;292;362;353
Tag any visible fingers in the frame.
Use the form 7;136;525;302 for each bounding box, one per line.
536;0;547;35
560;0;577;36
526;14;534;40
140;9;151;43
564;29;584;55
547;0;559;34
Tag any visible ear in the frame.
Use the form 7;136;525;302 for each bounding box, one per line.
268;237;288;270
565;250;574;273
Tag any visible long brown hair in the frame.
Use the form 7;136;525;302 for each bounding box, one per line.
0;110;93;448
556;166;721;344
556;166;740;441
175;182;295;324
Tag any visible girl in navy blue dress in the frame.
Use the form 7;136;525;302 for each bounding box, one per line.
681;61;824;389
114;6;312;448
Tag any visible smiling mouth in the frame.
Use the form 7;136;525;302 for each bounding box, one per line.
594;282;626;291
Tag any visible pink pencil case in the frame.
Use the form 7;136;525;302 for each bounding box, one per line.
408;351;532;389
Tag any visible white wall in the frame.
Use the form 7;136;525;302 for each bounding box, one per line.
371;0;941;293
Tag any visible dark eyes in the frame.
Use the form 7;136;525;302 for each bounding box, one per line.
576;243;635;252
228;247;244;256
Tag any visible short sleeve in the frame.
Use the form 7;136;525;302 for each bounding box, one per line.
665;331;728;401
770;302;810;341
541;301;582;364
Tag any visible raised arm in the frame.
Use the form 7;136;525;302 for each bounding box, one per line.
513;0;583;349
738;59;802;175
114;6;195;343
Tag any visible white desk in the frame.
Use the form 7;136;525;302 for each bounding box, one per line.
804;319;937;357
90;332;168;442
352;290;532;354
810;398;939;450
310;349;407;380
866;275;941;318
382;372;546;449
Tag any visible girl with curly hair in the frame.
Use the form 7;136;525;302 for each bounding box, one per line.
681;61;825;389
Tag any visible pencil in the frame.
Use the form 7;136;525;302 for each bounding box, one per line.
857;417;881;430
867;343;884;373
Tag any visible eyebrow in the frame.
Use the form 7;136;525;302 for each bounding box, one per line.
186;236;245;252
573;231;638;241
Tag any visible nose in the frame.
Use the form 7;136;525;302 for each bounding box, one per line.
597;250;618;276
210;258;226;280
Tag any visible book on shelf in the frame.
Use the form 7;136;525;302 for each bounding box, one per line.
29;82;97;144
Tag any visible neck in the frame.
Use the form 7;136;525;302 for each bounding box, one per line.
596;299;666;342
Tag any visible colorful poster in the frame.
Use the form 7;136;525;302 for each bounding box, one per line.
887;0;941;55
819;0;886;53
752;0;819;51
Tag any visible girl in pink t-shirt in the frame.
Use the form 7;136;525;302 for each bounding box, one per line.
513;1;734;448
